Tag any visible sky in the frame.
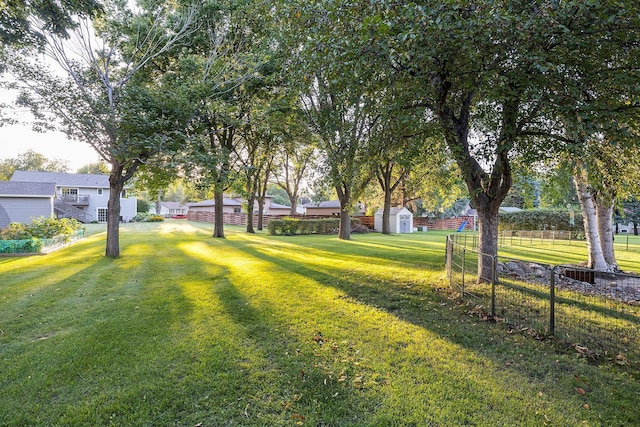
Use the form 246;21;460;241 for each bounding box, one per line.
0;123;101;172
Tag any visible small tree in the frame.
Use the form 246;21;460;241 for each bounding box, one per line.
5;3;198;256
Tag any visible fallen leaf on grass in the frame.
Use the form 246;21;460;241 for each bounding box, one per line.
575;387;586;395
583;404;590;410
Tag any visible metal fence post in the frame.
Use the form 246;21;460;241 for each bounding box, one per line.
491;255;497;318
549;266;556;336
461;249;466;297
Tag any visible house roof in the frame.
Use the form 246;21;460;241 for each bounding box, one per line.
161;201;188;209
315;200;341;208
0;181;56;197
269;202;291;210
11;170;111;188
188;198;243;208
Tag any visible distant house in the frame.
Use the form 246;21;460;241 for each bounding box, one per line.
149;201;189;217
188;198;243;214
0;182;57;228
235;195;294;216
6;170;137;224
303;200;342;216
303;200;366;216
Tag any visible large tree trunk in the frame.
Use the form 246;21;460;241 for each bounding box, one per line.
595;195;618;271
246;195;256;233
213;189;225;238
289;195;298;216
338;207;351;240
574;174;609;270
336;184;351;240
256;197;265;231
473;196;502;282
106;170;125;257
382;192;391;234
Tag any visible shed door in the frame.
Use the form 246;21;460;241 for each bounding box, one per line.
399;215;411;233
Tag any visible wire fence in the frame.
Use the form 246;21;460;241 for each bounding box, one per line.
446;234;640;362
499;230;640;252
0;229;85;255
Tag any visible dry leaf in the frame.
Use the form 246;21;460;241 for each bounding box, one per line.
575;387;586;395
583;404;590;410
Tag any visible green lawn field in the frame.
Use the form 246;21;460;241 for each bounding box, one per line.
1;221;638;426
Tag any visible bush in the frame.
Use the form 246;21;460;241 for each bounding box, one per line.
148;214;165;222
0;217;84;240
132;213;165;222
0;217;83;253
499;209;583;232
268;218;361;235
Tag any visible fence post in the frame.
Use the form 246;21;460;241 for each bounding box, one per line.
491;255;497;318
461;249;466;297
549;266;556;336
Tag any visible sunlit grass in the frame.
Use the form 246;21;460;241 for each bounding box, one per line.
1;222;639;426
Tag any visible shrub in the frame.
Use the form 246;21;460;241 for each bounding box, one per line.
148;214;165;222
499;209;583;232
0;217;84;240
268;218;361;235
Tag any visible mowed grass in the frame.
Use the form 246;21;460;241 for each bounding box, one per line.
1;222;639;426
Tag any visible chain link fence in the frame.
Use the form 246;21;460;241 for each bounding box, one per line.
446;234;640;362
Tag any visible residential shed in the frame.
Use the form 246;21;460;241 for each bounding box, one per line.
374;207;414;233
0;182;57;228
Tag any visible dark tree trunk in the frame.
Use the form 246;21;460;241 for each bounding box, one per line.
246;195;255;233
256;197;265;231
289;195;298;216
339;207;351;240
336;184;351;240
106;167;126;257
382;189;392;234
213;189;225;238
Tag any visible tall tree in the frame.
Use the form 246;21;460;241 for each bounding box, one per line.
0;0;102;49
5;3;198;256
180;0;269;238
327;0;639;277
284;3;383;240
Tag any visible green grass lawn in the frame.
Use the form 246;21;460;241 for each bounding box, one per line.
1;222;639;426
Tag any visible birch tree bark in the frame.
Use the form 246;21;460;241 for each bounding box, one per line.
573;165;609;271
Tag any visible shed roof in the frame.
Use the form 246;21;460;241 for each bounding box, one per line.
11;170;110;188
374;207;412;216
0;181;56;197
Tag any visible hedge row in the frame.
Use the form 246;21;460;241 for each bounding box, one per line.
498;209;583;231
268;217;361;235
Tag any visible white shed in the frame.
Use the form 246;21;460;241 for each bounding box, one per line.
374;207;414;233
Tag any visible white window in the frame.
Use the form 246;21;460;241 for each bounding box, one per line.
61;188;78;195
97;208;108;222
97;189;103;196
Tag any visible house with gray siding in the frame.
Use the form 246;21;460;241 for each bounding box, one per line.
3;171;137;225
0;182;57;228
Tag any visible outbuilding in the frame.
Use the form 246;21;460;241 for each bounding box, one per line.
374;207;414;233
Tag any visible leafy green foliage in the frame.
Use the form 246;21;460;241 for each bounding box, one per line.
0;150;69;181
268;218;361;235
0;217;84;240
499;209;583;232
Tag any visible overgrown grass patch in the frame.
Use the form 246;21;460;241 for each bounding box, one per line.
1;223;639;426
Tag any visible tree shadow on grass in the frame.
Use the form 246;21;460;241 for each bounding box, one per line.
226;237;640;425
